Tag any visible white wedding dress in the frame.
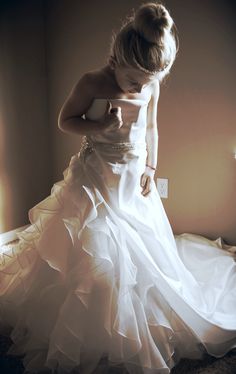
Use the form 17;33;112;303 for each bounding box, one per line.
0;97;236;374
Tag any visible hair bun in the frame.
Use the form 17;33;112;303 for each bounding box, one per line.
133;2;172;43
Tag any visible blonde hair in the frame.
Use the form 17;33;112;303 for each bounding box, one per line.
107;1;179;84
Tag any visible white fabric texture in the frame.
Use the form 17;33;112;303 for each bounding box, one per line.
0;98;236;374
143;165;156;179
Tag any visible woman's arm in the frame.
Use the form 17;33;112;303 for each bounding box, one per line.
58;73;103;136
140;79;160;196
145;79;160;170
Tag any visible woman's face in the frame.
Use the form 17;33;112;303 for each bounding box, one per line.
113;64;156;94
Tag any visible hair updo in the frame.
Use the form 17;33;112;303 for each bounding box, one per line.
107;1;179;83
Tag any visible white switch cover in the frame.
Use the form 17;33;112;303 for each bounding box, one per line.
156;178;168;198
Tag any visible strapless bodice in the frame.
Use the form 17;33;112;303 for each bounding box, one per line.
84;98;148;145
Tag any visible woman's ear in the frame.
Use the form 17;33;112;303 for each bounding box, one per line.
109;56;117;70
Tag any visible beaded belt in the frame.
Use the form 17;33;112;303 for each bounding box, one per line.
79;135;146;159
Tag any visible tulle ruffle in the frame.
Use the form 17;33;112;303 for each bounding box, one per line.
0;146;236;374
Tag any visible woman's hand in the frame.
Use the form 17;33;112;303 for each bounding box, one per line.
99;100;123;133
140;166;156;196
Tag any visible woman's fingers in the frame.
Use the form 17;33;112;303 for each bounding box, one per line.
141;177;151;196
140;174;146;187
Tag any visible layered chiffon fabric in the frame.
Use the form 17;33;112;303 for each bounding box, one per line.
0;98;236;374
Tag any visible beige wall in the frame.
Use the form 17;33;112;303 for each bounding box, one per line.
1;0;236;245
159;0;236;243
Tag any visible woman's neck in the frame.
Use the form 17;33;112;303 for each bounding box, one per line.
102;64;118;85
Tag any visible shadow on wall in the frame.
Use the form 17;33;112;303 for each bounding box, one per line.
0;0;52;234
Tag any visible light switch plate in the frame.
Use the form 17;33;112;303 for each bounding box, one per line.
156;178;168;198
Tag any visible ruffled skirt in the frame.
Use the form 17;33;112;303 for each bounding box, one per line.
0;137;236;373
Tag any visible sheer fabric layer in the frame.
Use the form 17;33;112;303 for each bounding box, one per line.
0;99;236;374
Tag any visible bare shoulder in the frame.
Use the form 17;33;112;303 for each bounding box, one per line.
70;68;109;100
146;79;160;128
72;69;103;95
148;79;160;103
82;67;109;85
